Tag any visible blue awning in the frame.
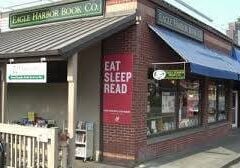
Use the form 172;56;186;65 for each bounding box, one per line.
149;25;240;80
232;47;240;62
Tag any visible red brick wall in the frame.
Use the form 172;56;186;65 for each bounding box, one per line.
134;0;232;162
106;0;136;5
204;31;232;55
102;26;137;166
101;0;233;166
145;124;230;160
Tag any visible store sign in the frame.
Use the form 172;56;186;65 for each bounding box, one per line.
6;63;47;83
9;0;103;28
153;70;185;80
103;54;133;125
156;8;203;42
153;70;166;80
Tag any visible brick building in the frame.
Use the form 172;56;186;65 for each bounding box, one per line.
0;0;240;167
226;21;240;45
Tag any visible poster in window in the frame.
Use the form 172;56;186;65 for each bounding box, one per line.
103;54;133;125
162;92;175;113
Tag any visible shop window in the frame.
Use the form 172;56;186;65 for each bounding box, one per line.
47;61;67;83
147;69;177;136
207;82;226;123
217;84;226;121
147;68;200;137
179;80;200;128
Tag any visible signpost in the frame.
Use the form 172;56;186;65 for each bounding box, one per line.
9;0;103;28
6;63;47;83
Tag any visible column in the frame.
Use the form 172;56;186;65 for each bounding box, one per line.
226;80;233;125
201;77;209;127
67;53;78;168
1;64;7;123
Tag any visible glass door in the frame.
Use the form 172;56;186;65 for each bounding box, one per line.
232;91;238;128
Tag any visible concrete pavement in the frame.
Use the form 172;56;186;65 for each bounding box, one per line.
75;129;240;168
137;129;240;168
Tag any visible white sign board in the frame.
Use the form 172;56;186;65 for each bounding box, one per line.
153;70;166;80
6;63;47;83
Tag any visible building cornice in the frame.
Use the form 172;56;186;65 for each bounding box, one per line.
150;0;233;43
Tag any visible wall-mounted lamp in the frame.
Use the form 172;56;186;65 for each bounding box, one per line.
40;57;46;62
9;59;14;64
136;15;142;25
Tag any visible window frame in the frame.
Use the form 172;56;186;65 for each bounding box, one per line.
207;81;227;124
178;79;201;129
147;71;202;138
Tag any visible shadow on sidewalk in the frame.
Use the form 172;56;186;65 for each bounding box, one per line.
136;129;240;168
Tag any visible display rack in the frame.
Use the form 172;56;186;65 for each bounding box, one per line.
75;121;94;161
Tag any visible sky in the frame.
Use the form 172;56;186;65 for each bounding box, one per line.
0;0;240;33
0;0;44;7
177;0;240;32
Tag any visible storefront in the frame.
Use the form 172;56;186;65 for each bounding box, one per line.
0;0;137;167
231;47;240;128
0;0;240;167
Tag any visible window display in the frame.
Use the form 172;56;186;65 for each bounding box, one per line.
162;92;175;113
147;69;202;137
208;84;217;123
179;80;200;128
208;82;226;123
217;84;226;121
147;68;177;136
147;67;228;138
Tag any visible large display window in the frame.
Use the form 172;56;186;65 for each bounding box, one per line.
147;78;177;136
207;82;226;123
179;80;200;128
147;68;200;137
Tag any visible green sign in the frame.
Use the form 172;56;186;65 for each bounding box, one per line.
9;0;103;28
165;70;185;79
9;75;45;80
156;8;203;42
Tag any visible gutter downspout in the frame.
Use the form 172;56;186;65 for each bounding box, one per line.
0;12;2;33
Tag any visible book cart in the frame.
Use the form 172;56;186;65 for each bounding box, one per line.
75;121;94;162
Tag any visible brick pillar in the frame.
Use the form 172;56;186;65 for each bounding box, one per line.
102;26;137;166
201;77;209;127
226;80;233;126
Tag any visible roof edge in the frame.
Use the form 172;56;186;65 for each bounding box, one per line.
150;0;233;43
60;13;136;57
0;50;59;59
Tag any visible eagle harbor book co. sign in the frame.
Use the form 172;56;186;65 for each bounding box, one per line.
9;0;103;28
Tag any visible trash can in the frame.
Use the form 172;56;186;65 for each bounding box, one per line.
0;141;5;167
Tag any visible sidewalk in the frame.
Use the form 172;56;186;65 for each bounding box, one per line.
137;129;240;168
75;160;125;168
75;129;240;168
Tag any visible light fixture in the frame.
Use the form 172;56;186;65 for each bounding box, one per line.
9;59;14;64
40;57;46;62
136;15;142;25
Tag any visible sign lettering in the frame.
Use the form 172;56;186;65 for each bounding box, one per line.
156;9;203;42
103;54;133;125
153;69;185;80
9;0;103;28
6;63;47;83
165;70;185;79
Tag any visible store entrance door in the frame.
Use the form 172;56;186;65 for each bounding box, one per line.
232;91;238;128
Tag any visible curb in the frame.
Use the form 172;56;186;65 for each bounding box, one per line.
221;155;240;168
